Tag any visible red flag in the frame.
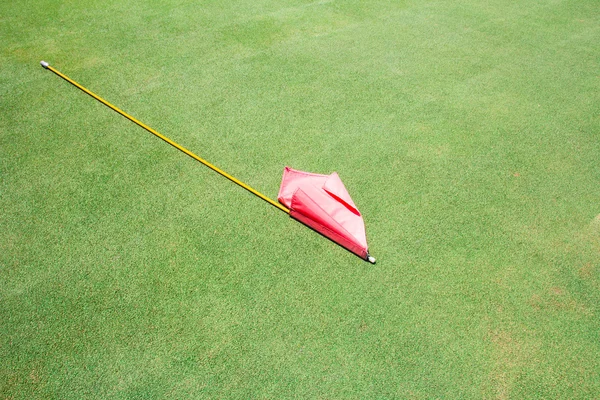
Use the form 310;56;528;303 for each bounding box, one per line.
278;167;374;262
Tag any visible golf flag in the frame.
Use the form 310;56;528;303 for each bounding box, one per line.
41;61;376;263
278;167;373;262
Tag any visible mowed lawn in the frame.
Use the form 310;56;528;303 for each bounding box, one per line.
1;0;599;397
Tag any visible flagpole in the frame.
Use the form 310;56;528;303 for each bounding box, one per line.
40;61;290;214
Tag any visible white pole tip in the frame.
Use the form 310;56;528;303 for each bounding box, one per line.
40;61;49;69
367;255;376;264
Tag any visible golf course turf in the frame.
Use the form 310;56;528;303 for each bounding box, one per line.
1;0;599;397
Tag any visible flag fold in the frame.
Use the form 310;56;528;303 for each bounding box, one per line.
278;167;370;260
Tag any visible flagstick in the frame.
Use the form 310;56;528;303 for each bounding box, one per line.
41;61;376;263
40;61;290;214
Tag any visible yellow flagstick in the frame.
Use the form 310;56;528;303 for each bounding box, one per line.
40;61;290;214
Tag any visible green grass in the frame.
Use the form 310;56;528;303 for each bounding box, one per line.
1;0;599;397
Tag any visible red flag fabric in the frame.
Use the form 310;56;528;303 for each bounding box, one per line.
278;167;370;260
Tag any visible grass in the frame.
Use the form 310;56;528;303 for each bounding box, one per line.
1;0;599;397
